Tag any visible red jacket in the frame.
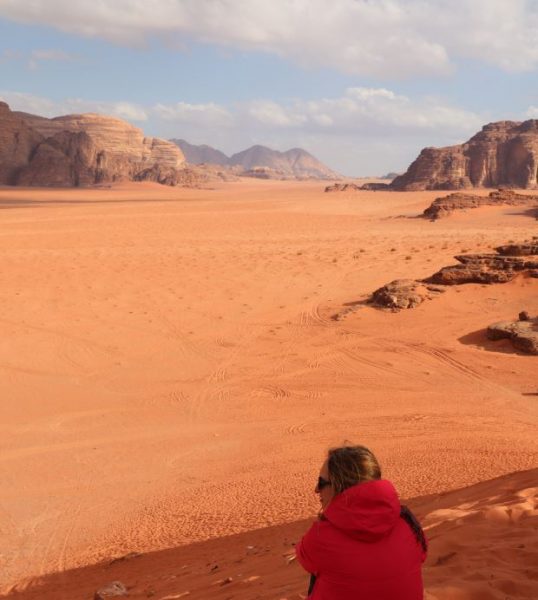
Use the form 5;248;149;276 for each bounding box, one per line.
296;479;426;599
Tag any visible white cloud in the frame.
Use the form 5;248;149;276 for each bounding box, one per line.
153;102;233;127
246;101;307;127
0;49;23;63
6;88;536;175
28;48;77;70
0;91;148;121
0;1;537;77
241;88;483;136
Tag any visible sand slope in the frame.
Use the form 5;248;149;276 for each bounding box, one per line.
5;468;537;600
1;181;537;592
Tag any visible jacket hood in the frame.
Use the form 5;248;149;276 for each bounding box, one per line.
323;479;401;542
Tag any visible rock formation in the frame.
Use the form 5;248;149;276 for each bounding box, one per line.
370;279;445;310
324;183;362;192
368;238;538;311
391;120;538;190
94;581;128;600
425;252;538;285
422;189;538;220
487;314;538;355
170;140;339;180
0;101;199;187
324;182;390;192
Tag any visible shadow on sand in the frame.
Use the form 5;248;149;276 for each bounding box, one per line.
504;207;538;219
457;328;523;355
0;196;205;210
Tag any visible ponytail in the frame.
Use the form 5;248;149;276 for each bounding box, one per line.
400;505;427;553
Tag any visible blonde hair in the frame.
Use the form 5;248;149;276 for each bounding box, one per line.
327;445;381;495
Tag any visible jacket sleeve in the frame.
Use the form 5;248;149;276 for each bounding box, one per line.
295;522;321;575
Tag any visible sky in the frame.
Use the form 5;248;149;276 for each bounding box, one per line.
0;1;537;176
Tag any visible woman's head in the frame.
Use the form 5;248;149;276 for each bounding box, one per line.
316;445;381;509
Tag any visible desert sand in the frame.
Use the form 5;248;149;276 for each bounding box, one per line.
1;180;537;598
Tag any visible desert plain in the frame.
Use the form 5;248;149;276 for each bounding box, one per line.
1;180;537;599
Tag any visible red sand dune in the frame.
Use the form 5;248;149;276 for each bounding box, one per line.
5;469;537;600
1;180;536;598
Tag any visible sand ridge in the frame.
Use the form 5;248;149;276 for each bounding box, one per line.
5;469;537;600
1;180;537;593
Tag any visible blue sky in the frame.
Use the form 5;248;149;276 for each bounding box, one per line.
1;1;537;176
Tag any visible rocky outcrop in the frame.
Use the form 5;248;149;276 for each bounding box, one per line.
392;120;538;190
368;239;538;311
0;102;198;187
370;279;445;310
425;242;538;285
360;182;391;191
423;189;538;220
171;139;340;180
487;314;538;355
324;182;390;192
0;101;45;184
495;241;538;256
325;183;362;192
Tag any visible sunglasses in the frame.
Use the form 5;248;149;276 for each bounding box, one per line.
317;476;331;491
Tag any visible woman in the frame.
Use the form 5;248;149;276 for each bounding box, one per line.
296;445;427;599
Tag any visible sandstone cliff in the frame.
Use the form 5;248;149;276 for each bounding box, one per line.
391;120;538;190
0;102;192;187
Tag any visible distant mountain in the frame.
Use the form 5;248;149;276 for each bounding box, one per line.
171;139;229;167
170;140;339;180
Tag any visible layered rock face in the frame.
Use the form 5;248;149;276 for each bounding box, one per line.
0;101;44;184
369;238;538;311
392;120;538;190
1;102;189;187
423;189;538;220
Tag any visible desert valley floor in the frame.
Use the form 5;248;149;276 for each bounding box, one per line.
1;180;537;598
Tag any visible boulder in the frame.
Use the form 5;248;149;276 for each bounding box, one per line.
94;581;128;599
370;279;444;310
487;319;538;355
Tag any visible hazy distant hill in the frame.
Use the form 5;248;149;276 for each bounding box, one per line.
171;139;229;167
170;140;339;180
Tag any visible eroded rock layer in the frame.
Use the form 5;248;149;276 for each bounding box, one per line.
369;239;538;311
0;102;192;187
423;189;538;220
392;120;538;190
